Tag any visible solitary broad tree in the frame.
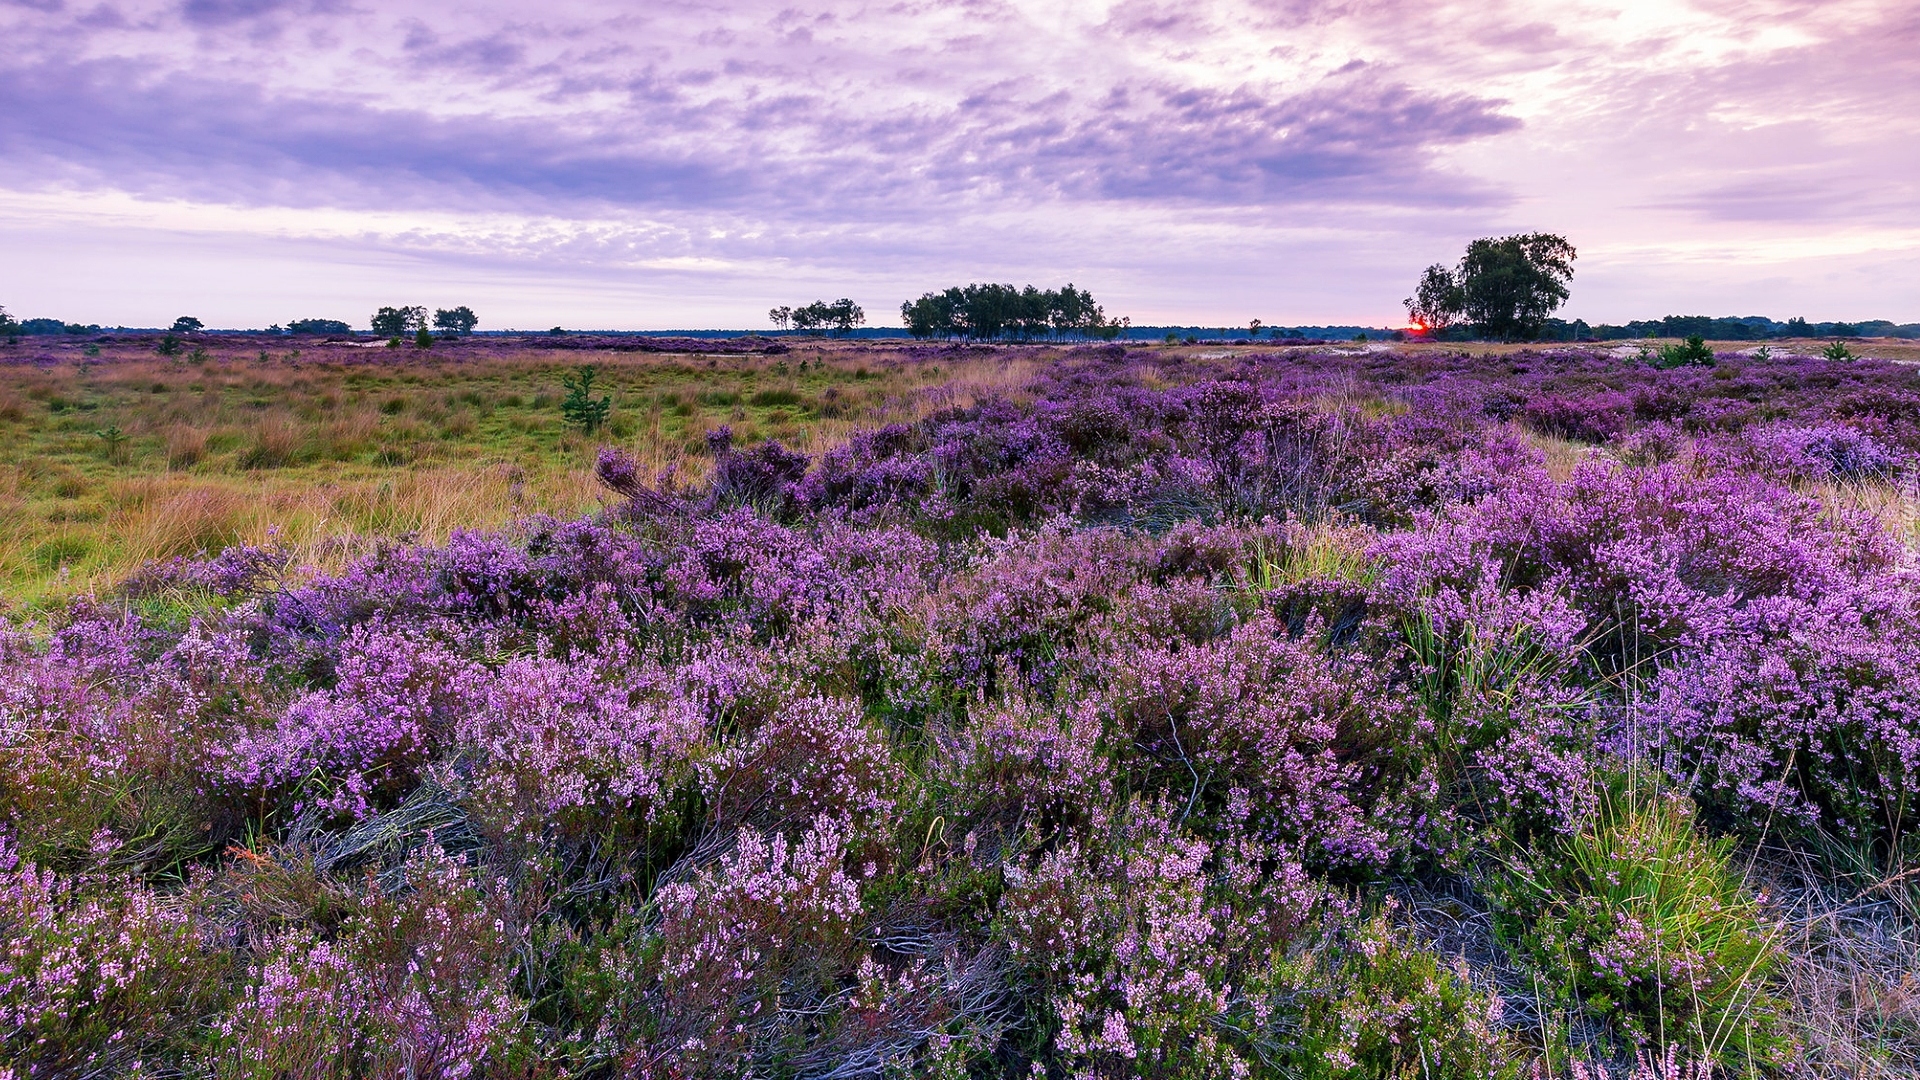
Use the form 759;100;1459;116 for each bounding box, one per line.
1405;233;1576;341
171;316;204;334
433;306;478;336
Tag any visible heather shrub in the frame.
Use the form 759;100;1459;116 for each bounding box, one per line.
1105;612;1421;872
221;622;483;819
700;694;898;834
1374;459;1897;669
1523;391;1631;443
1646;578;1920;854
0;616;258;872
1490;788;1787;1070
205;847;523;1079
1000;802;1321;1077
1;838;232;1073
627;816;1003;1075
459;650;709;844
936;695;1115;836
1745;422;1905;483
1264;903;1521;1080
1396;578;1601;845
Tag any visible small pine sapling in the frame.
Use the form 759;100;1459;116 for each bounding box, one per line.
561;364;612;433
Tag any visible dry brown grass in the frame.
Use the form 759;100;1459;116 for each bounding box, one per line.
1752;853;1920;1079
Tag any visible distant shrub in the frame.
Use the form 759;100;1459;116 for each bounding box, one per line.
1821;340;1856;361
1650;335;1715;369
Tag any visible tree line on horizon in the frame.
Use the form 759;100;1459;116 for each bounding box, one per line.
6;284;1919;345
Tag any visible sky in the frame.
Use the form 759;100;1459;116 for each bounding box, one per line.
1;0;1917;331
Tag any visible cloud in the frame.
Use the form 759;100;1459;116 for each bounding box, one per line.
0;39;1517;218
178;0;338;27
1;0;1917;325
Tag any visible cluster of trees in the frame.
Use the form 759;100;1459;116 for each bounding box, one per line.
900;283;1122;341
768;300;866;336
370;306;479;338
1406;233;1578;342
5;316;103;337
283;319;353;335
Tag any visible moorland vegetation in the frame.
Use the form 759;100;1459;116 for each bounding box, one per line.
3;331;1920;1077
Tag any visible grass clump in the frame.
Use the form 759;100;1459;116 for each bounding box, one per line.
1492;784;1788;1072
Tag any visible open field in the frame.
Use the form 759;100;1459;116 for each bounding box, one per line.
5;335;1920;1077
0;335;1036;602
5;333;1911;603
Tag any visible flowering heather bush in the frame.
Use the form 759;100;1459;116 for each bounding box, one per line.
1;838;231;1073
205;847;522;1079
5;344;1919;1075
1743;422;1906;482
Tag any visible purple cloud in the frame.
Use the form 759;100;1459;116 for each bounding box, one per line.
0;1;1916;327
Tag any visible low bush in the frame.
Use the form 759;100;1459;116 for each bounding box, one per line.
1651;336;1717;369
1491;787;1788;1070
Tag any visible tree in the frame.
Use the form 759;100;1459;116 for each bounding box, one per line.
1457;234;1576;341
780;299;865;337
1405;234;1576;341
901;292;956;339
371;305;427;338
433;306;478;336
1403;264;1465;334
1248;319;1264;339
0;305;16;341
171;316;204;334
414;325;435;349
825;298;865;336
560;365;612;432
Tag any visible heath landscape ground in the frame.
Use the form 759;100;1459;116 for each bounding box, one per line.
3;333;1920;1078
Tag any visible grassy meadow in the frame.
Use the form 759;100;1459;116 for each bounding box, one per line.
0;335;1033;603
